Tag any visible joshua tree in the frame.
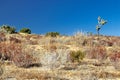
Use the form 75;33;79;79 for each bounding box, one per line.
96;16;107;39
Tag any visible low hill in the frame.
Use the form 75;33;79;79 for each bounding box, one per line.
0;33;120;80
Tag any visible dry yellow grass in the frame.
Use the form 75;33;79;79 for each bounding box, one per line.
0;33;120;80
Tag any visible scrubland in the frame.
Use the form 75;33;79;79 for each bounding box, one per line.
0;32;120;80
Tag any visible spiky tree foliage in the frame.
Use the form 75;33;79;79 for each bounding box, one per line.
96;16;107;39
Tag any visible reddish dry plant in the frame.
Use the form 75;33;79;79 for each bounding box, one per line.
26;40;38;45
86;46;107;61
0;42;35;68
109;52;120;70
109;52;120;62
9;37;21;43
99;40;113;46
12;51;35;68
106;41;113;46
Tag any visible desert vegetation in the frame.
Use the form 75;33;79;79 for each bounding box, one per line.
20;28;31;34
96;16;107;39
45;32;60;37
0;24;120;80
0;25;16;34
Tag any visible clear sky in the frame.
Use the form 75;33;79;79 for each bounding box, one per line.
0;0;120;36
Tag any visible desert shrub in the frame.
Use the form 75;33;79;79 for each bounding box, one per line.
12;52;35;68
99;40;113;46
0;67;3;76
12;47;36;68
9;37;21;43
25;35;32;40
43;43;57;51
0;25;16;34
0;61;3;76
70;50;85;62
99;40;107;46
45;32;60;37
49;45;57;51
73;31;88;47
0;42;12;60
20;28;31;34
40;49;70;69
0;42;36;68
40;51;58;69
106;41;113;46
26;40;38;45
82;39;88;46
86;46;107;61
109;52;120;70
0;33;6;42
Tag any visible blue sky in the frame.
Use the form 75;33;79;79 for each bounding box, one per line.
0;0;120;36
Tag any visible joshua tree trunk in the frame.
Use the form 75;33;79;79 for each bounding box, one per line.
97;30;99;40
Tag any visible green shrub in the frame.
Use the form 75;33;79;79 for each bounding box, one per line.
70;50;85;62
20;28;31;34
45;32;60;37
0;25;16;34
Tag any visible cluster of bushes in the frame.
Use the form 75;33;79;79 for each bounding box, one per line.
0;25;62;37
0;25;16;34
45;32;60;37
0;25;31;34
